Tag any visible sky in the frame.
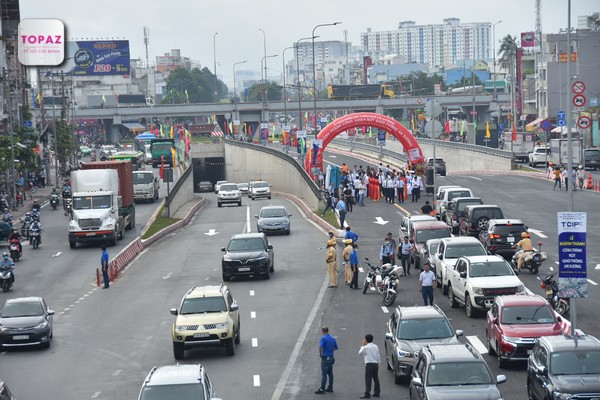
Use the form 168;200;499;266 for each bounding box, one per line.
19;0;598;84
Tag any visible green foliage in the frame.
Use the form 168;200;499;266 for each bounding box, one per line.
162;67;228;104
246;81;283;102
498;35;517;72
54;120;77;165
447;74;483;89
393;71;443;96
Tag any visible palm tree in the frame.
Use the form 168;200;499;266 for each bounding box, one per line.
498;34;517;72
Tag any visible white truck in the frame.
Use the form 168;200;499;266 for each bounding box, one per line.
506;132;536;162
549;138;582;166
133;170;159;202
68;162;135;249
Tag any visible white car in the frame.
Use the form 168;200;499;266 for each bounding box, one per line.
217;183;241;207
100;145;117;156
447;255;526;318
528;146;550;167
248;181;271;200
434;187;474;221
214;180;228;194
434;237;487;294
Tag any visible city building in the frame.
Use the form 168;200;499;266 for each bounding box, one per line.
155;49;192;74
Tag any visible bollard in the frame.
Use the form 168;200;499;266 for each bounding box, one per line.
96;268;100;287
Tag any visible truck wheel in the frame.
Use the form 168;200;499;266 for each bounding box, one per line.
173;342;184;360
69;241;76;249
128;212;136;230
110;233;117;246
448;285;458;308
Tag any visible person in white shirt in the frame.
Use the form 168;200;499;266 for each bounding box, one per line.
359;334;381;398
419;262;436;306
576;166;586;190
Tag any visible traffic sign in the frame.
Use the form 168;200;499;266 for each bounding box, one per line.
572;94;586;107
425;99;443;118
558;119;566;127
558;111;566;120
424;120;443;137
572;81;586;94
540;119;552;131
577;115;592;129
416;97;423;104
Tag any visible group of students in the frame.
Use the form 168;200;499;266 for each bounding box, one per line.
551;164;587;191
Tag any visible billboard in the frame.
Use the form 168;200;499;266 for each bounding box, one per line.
557;212;587;298
520;32;535;47
63;40;130;76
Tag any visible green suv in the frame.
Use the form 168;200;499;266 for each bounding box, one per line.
170;285;240;359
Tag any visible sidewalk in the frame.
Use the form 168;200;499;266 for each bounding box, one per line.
6;184;56;223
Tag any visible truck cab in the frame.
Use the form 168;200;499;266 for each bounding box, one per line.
133;170;159;203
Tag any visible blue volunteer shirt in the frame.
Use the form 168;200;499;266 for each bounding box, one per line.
345;231;359;243
320;334;338;357
349;250;358;265
101;250;109;268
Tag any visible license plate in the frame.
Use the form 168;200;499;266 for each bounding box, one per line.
86;233;95;236
527;349;533;355
238;267;251;272
546;289;553;295
507;237;515;243
13;335;29;340
193;332;210;338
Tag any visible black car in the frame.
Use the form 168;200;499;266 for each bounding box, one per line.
221;233;274;281
459;205;504;237
527;335;600;399
0;297;54;349
585;148;600;170
479;219;528;258
197;181;214;192
426;158;447;176
445;197;484;234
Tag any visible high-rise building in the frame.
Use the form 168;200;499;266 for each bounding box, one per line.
361;18;491;67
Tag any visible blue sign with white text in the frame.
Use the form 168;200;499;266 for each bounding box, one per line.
557;212;587;298
377;129;386;145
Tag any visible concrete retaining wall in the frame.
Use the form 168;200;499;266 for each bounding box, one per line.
166;167;195;218
190;142;225;158
417;142;513;171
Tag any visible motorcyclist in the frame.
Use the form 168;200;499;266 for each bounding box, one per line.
8;228;22;254
51;187;60;196
0;252;14;284
31;201;41;212
29;219;42;245
513;232;534;273
2;208;13;227
62;181;72;199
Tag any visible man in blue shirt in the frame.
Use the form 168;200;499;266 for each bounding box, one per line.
335;198;347;229
316;326;338;394
344;226;359;243
101;245;110;288
349;244;359;289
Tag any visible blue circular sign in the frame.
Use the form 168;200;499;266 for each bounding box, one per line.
540;119;552;131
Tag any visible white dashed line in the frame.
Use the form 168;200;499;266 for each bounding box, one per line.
251;311;256;319
381;306;389;313
204;277;210;280
466;335;488;354
555;261;559;264
252;338;258;347
64;308;71;312
595;264;600;270
51;251;62;257
162;272;173;280
250;290;255;296
468;176;483;181
91;392;101;399
587;279;598;286
253;375;261;387
112;369;122;376
358;267;364;273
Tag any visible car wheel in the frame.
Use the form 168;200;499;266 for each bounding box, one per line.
442;281;449;295
527;379;535;400
465;294;476;318
393;361;403;385
238;201;242;206
486;330;497;355
235;319;241;344
173;342;184;360
448;285;458;308
225;338;235;356
222;273;231;282
497;348;508;369
268;196;271;199
69;240;76;249
286;228;290;235
263;267;271;280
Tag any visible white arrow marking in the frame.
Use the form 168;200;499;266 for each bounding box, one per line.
587;279;598;286
162;272;173;280
381;306;389;313
112;369;122;376
250;311;256;319
595;264;600;270
329;155;337;158
91;392;101;399
374;217;389;225
250;290;255;296
468;176;483;181
204;229;219;236
528;229;548;238
51;251;62;258
252;338;258;347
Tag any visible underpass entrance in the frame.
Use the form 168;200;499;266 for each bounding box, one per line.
192;157;225;192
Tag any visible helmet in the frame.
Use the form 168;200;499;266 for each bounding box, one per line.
2;252;8;258
343;239;353;245
521;232;530;238
327;239;336;247
578;165;583;169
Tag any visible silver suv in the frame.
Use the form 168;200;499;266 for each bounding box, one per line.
384;305;463;384
138;364;222;400
217;183;241;207
249;180;271;200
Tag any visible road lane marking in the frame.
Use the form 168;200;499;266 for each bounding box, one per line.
381;306;389;313
112;369;122;376
466;335;488;354
253;375;261;387
528;228;548;238
91;392;101;399
596;264;600;270
51;251;62;257
250;311;256;319
587;279;598;286
162;272;173;280
555;261;559;264
252;338;258;347
394;203;411;216
250;290;255;296
468;176;483;181
358;267;364;273
329;155;337;158
246;206;251;233
204;277;210;280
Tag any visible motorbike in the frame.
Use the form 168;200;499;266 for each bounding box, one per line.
539;273;570;316
29;227;41;249
31;208;41;222
380;264;403;306
50;194;60;210
21;212;32;239
362;258;382;295
9;239;21;261
0;265;13;292
511;242;546;274
64;197;73;217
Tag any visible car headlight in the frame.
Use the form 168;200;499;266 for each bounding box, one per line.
34;321;48;330
472;287;483;295
396;348;412;358
517;284;526;293
105;223;114;229
0;326;7;332
251;256;267;262
175;325;189;331
213;322;229;329
501;334;519;344
552;391;573;400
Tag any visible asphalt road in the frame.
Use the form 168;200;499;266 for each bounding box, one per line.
2;152;599;400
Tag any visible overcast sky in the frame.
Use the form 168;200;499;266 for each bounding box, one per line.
20;0;597;83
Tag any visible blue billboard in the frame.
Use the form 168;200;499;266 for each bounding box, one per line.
557;212;587;298
64;40;130;76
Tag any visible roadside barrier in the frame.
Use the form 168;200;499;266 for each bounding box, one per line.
586;174;593;189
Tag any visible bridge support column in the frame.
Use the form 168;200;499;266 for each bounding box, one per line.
375;105;383;115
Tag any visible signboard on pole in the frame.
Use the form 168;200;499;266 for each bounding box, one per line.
557;212;588;298
377;129;386;146
571;81;585;94
540;119;552;131
572;94;586;108
577;116;591;130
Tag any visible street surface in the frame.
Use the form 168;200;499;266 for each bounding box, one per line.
1;151;599;400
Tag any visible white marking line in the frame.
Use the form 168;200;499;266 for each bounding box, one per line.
251;311;256;319
381;306;389;313
250;290;255;296
162;272;173;280
78;297;85;302
587;279;598;286
466;335;488;354
252;338;258;347
204;277;210;280
595;264;600;270
112;369;122;376
358;267;364;273
253;375;261;387
91;392;101;399
468;176;483;181
246;206;251;233
51;251;62;257
555;261;559;264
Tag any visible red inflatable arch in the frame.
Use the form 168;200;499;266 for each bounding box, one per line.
305;112;425;173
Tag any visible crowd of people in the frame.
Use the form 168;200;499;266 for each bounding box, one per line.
550;164;588;191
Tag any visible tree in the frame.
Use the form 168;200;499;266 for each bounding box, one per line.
246;81;282;102
498;35;517;74
162;67;228;104
448;74;483;89
394;71;443;96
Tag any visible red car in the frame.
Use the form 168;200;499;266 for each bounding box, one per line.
485;294;563;368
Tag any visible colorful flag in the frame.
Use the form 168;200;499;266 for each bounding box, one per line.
512;122;517;142
460;120;465;136
36;92;42;105
229;121;233;134
184;89;189;103
159;156;165;179
160;124;164;138
171;147;177;168
485;122;491;139
411;116;415;132
445;120;450;135
170;125;174;139
473;120;478;133
101;94;106;104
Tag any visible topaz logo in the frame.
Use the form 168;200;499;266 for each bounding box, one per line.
18;19;65;66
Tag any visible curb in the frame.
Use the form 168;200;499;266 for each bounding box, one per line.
273;191;338;236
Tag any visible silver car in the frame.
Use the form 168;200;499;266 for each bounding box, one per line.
217;183;241;207
256;206;291;235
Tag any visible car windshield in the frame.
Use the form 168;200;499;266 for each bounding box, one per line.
220;184;238;191
139;383;206;400
427;242;440;254
151;143;172;152
491;225;527;235
427;362;493;386
445;244;486;259
1;301;44;317
237;183;248;189
180;296;227;314
457;200;483;212
261;208;286;218
469;261;514;277
253;182;269;188
397;318;453;340
416;229;450;243
501;305;555;324
585;149;600;157
550;350;600;375
227;238;265;251
447;191;471;201
73;195;112;210
133;173;154;184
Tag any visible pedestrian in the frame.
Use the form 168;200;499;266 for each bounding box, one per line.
386;232;397;262
359;334;381;398
358;180;366;206
396;175;405;203
343;184;353;213
571;168;577;191
336;197;347;229
576;165;586;190
380;237;394;265
399;236;413;275
343;239;353;285
421;201;433;215
321;192;334;216
553;167;561;190
101;245;110;288
561;167;569;191
419;262;436;305
315;326;338;394
350;244;359;289
412;174;423;202
39;168;46;188
325;239;338;288
344;226;359;243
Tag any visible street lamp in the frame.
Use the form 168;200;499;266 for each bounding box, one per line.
260;54;278;102
213;32;218;101
259;29;267;101
312;22;341;132
282;46;295;124
492;21;502;136
296;36;318;131
233;60;247;103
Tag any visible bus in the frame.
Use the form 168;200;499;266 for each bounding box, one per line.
107;151;146;170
